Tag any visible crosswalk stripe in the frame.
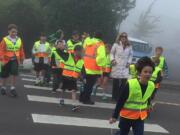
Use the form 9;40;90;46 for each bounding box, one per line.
32;114;169;133
27;95;115;109
24;84;111;97
20;74;36;78
22;78;53;84
22;78;103;90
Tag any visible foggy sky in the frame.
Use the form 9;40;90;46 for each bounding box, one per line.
121;0;180;81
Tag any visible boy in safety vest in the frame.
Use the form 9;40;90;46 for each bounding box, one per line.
152;46;168;77
57;45;84;111
92;43;111;100
51;40;65;93
32;33;51;86
109;56;155;135
0;24;25;97
66;31;82;53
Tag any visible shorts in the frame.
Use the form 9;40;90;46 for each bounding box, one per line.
103;72;110;78
1;60;19;78
34;63;49;72
61;76;77;91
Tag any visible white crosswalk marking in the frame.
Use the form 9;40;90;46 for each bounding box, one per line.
27;95;115;109
21;73;169;134
24;84;111;97
32;114;169;134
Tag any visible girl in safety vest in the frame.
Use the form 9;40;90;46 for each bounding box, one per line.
92;43;111;100
57;45;84;112
51;40;65;93
0;24;25;97
109;56;155;135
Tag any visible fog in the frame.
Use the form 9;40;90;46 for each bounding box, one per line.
120;0;180;82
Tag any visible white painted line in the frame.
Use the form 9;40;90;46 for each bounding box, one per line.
27;95;115;109
24;84;110;97
20;74;36;78
32;114;169;133
22;78;53;84
156;101;180;106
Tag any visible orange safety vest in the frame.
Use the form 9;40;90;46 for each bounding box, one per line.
84;42;103;73
62;54;84;78
3;37;23;64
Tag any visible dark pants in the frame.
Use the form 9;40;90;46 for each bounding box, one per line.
118;117;144;135
79;75;99;102
44;65;51;83
112;78;127;101
52;68;62;91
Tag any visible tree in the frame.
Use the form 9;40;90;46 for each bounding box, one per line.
0;0;44;57
132;0;160;38
40;0;136;41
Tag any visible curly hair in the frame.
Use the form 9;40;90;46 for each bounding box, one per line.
136;56;155;74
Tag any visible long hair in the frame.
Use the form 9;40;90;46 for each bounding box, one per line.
115;32;130;47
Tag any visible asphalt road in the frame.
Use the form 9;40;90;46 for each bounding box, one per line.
0;73;179;135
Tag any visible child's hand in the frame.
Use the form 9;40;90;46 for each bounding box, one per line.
109;118;116;124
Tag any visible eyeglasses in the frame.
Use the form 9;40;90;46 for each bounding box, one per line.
121;35;127;38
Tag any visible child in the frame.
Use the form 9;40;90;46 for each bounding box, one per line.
57;45;84;111
109;56;155;135
51;40;65;93
32;33;51;86
0;24;25;97
152;46;168;78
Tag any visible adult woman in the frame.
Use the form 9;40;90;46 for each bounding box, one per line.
110;32;133;101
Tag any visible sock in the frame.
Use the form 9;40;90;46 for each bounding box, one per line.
1;86;6;89
10;86;15;90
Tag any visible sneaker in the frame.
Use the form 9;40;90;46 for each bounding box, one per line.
1;87;6;95
51;89;57;93
59;99;65;106
34;80;40;86
10;89;18;97
72;106;80;112
102;95;107;100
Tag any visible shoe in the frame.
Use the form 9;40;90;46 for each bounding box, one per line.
52;89;57;93
1;87;6;95
83;100;95;105
72;106;80;112
102;95;107;100
10;89;18;97
59;99;65;106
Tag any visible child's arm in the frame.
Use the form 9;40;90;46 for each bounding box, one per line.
56;49;69;61
112;83;129;119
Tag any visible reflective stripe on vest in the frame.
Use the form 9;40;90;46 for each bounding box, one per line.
150;66;162;82
4;37;22;58
84;42;103;74
120;78;155;120
63;54;84;78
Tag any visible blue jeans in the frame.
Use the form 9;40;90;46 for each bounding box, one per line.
117;117;144;135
